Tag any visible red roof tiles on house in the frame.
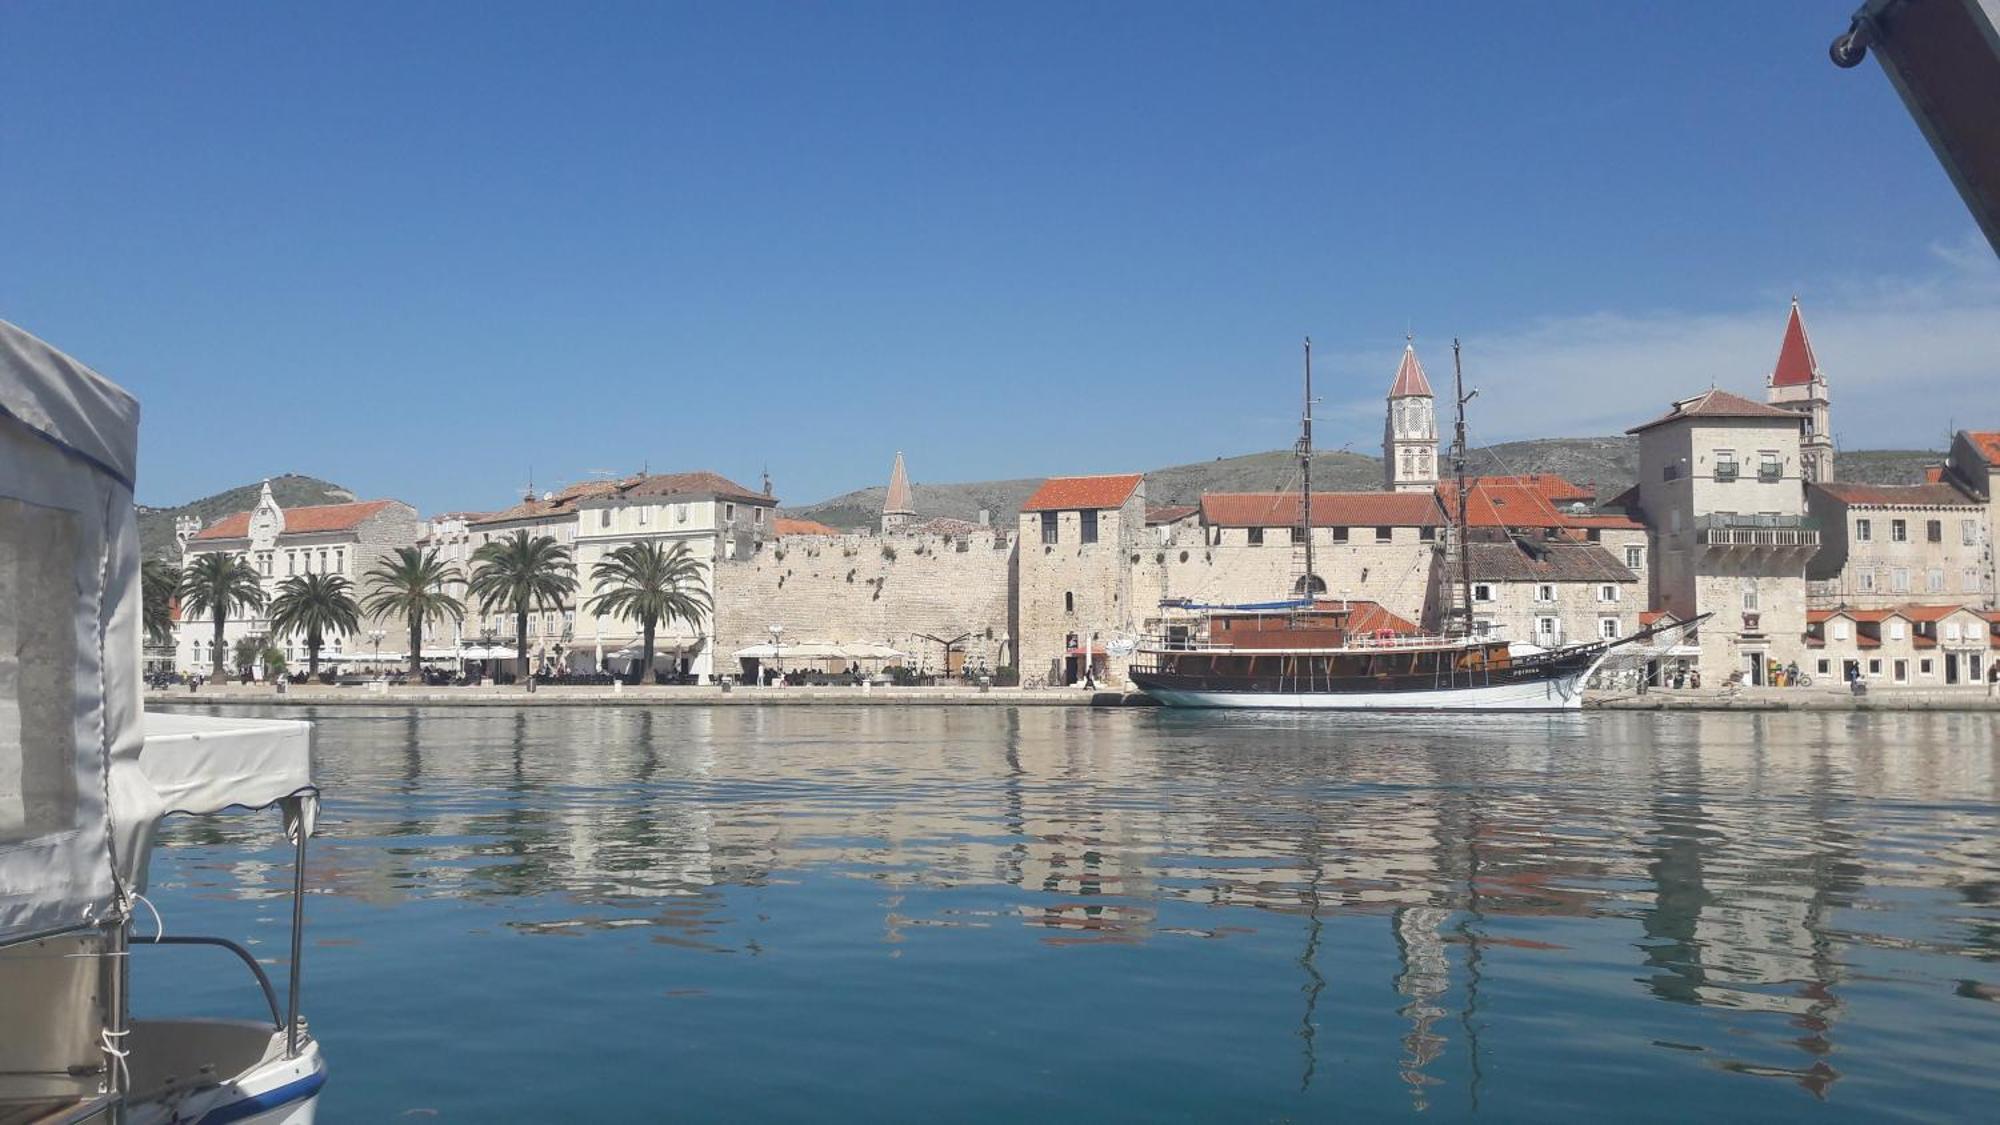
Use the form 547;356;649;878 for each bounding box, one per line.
1021;474;1143;512
1965;431;2000;464
1145;504;1199;526
1436;475;1643;530
1200;491;1442;528
1387;343;1434;398
191;500;398;541
1339;600;1420;635
1627;388;1803;434
1770;299;1821;388
616;471;770;505
1811;481;1978;507
772;517;843;537
472;480;627;526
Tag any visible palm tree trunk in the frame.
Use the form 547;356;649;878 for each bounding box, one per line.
307;630;321;680
409;613;423;680
639;616;656;686
516;606;529;682
212;608;226;677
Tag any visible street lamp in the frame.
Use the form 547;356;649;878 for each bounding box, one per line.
768;624;784;686
367;628;385;676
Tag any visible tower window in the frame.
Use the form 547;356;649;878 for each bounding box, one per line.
1080;510;1099;544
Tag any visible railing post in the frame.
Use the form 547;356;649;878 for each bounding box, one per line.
286;822;306;1058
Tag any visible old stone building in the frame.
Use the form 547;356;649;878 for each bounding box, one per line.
1459;535;1641;646
1627;388;1821;685
1805;605;1993;686
1765;299;1834;483
174;481;421;672
1384;340;1440;493
1805;481;1990;608
1016;473;1146;687
1940;429;2000;596
461;480;613;662
1139;491;1441;625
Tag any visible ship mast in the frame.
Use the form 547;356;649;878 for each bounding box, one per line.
1298;337;1315;602
1451;339;1476;635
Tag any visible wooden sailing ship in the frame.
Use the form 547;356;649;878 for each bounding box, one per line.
1129;339;1676;710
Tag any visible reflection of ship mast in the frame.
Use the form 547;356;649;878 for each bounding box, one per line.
1455;788;1489;1113
1391;905;1450;1109
1296;802;1326;1093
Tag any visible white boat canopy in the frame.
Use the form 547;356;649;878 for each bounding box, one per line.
132;713;317;892
0;319;150;944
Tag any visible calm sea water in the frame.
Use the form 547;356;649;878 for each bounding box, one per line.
139;705;2000;1121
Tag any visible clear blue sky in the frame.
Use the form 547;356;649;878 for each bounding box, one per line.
4;1;1992;513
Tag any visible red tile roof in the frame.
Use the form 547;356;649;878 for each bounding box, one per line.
1338;600;1420;634
1145;504;1198;525
1021;473;1143;512
191;499;398;541
616;471;770;505
1770;299;1821;388
772;517;843;537
1627;388;1802;433
1200;491;1443;528
883;452;914;515
1465;541;1636;582
1811;481;1978;507
1437;475;1642;530
1965;431;2000;464
1896;604;1992;623
472;479;627;526
1387;342;1434;398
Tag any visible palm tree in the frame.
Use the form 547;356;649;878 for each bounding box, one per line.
177;553;266;677
467;531;575;681
586;541;712;684
362;546;465;679
268;573;362;680
142;559;180;647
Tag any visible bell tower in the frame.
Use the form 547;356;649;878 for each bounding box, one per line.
1383;339;1439;493
1767;298;1834;483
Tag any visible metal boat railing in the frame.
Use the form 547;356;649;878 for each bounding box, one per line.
131;934;284;1028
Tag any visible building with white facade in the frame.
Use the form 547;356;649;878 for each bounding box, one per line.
1805;604;1993;687
571;470;778;681
173;481;421;673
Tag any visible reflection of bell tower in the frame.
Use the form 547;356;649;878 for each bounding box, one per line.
1767;298;1834;483
1384;339;1439;493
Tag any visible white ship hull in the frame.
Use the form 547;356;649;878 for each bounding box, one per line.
1140;668;1589;711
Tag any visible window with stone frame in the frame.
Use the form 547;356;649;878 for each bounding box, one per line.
1855;518;1871;542
1927;519;1942;543
1041;511;1058;543
1963;519;1980;546
1247;527;1264;546
1473;583;1494;602
1891;567;1910;593
1331;527;1348;543
1600;617;1620;639
1375;526;1392;543
1928;568;1945;593
1534;584;1554;603
1891;519;1907;542
1966;568;1984;593
1624;545;1643;569
1080;510;1099;545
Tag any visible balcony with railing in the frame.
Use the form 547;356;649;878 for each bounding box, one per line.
1695;513;1821;550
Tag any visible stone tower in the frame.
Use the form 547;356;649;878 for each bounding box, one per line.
882;451;915;533
1766;298;1833;483
1383;340;1439;493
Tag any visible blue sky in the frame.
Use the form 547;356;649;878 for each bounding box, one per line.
3;1;1993;513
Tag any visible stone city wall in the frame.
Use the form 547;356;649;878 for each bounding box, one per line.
713;529;1016;677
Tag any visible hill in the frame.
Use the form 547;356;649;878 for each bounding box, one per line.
137;474;355;561
784;439;1946;529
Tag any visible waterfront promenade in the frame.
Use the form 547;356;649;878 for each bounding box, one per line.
145;681;2000;711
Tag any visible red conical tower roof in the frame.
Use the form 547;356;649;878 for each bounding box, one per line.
883;451;914;516
1388;339;1433;398
1771;298;1821;388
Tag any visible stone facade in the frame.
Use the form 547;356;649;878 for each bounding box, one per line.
1459;537;1641;646
711;525;1016;680
1630;390;1821;685
1016;475;1147;687
1805;482;1990;609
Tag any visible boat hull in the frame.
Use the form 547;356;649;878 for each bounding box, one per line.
1135;668;1589;711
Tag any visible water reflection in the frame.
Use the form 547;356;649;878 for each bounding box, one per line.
152;705;2000;1113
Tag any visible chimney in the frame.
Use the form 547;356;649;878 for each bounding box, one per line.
977;508;990;526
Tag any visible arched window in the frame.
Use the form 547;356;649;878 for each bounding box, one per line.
1293;574;1328;596
1402;451;1414;477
